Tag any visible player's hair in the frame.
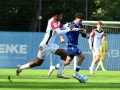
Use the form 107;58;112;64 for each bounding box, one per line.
75;12;84;19
97;21;102;25
53;9;62;16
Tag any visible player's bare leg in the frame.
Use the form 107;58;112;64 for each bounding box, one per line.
64;56;72;66
72;54;85;81
16;57;44;76
89;55;100;74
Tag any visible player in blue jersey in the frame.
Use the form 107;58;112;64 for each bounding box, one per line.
48;12;89;81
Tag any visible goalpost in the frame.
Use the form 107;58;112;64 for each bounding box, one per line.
50;21;120;70
82;21;120;34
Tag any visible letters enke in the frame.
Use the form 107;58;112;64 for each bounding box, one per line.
0;44;27;54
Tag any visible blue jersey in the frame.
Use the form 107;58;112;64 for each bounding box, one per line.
66;21;86;45
66;21;87;59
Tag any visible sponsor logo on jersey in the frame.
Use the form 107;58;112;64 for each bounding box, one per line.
54;23;58;27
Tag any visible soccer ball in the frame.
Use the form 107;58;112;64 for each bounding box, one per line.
79;74;88;83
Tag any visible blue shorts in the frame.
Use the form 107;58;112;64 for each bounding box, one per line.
66;45;82;59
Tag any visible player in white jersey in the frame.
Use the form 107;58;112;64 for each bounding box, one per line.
16;9;83;78
48;12;89;82
89;21;104;74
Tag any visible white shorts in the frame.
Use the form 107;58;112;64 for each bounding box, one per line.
92;46;100;56
37;43;60;59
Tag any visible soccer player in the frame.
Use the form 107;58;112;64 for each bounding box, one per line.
89;21;104;74
95;33;108;71
16;9;83;78
48;12;89;81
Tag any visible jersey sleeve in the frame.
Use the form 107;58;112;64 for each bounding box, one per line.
90;30;95;37
51;20;59;30
50;20;71;35
60;23;63;28
89;30;95;47
101;34;104;38
68;22;73;26
60;23;68;30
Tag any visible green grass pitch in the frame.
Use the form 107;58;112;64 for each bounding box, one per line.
0;69;120;90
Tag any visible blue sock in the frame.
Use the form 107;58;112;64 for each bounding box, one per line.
76;68;80;72
75;66;81;74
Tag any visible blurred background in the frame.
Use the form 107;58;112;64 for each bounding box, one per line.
0;0;120;32
0;0;120;70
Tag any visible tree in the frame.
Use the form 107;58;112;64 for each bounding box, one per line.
0;0;34;31
0;0;119;32
29;0;40;32
92;0;120;21
40;0;96;32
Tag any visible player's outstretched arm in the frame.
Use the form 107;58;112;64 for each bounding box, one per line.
62;24;84;32
79;29;89;39
88;37;93;50
88;30;95;50
55;24;74;35
81;33;87;38
55;28;70;35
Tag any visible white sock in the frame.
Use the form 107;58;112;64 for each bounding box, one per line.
58;60;65;74
20;63;30;70
55;63;60;69
91;63;96;70
52;66;55;69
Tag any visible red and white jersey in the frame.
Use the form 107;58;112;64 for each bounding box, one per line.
89;29;104;47
40;17;65;45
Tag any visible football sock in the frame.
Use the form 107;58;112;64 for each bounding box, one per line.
58;60;65;74
75;65;81;74
55;64;60;69
20;63;30;70
91;63;95;70
51;66;55;69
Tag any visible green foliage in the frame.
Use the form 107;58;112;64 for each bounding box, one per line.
41;0;95;31
0;0;34;31
92;0;120;21
0;0;119;31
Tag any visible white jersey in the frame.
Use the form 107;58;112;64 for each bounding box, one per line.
89;29;104;47
38;17;70;59
40;18;65;46
89;29;104;56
